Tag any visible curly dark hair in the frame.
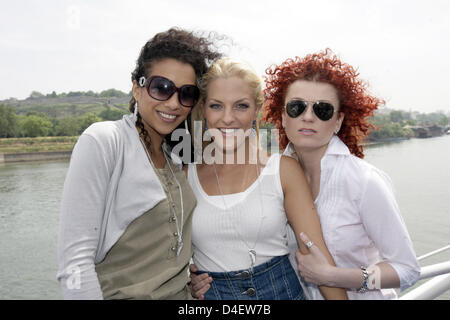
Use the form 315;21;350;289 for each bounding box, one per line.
129;27;222;156
261;49;384;158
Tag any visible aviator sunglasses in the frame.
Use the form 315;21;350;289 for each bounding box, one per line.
285;99;335;121
138;76;200;108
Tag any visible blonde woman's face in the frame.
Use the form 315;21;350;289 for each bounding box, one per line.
204;76;259;153
282;80;344;154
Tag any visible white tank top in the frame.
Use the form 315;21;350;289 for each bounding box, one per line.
187;153;290;272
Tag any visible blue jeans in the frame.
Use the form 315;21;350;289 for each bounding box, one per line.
195;255;306;300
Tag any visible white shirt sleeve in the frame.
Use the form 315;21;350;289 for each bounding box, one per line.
56;134;114;299
359;168;420;291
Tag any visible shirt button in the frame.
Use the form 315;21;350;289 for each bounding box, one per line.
171;246;176;251
173;232;178;237
169;216;176;222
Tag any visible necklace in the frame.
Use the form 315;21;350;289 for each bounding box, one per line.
140;137;184;257
212;159;265;272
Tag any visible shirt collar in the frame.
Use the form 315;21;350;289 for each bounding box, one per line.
324;135;351;156
283;135;350;159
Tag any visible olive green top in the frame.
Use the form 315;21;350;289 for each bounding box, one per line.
95;160;196;300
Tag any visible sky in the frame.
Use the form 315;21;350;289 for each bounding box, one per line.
1;0;450;114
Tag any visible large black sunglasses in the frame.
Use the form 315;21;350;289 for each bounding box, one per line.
138;76;200;108
285;99;335;121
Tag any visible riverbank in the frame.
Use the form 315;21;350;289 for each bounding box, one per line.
0;136;77;153
0;151;72;163
364;136;411;147
0;136;77;163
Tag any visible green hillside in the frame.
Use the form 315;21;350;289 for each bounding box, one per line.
0;89;132;138
3;89;131;118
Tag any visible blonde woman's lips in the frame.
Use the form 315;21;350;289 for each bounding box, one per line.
219;128;240;137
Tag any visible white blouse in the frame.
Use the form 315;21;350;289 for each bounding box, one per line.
187;153;290;272
284;136;420;300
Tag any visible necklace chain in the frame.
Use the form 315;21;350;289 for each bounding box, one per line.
140;137;184;257
212;160;265;271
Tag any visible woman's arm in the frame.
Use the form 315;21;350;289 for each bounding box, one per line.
57;133;113;299
280;155;348;300
359;169;420;290
323;262;400;290
296;233;400;290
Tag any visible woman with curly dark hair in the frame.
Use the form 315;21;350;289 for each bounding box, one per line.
57;28;221;299
262;49;420;299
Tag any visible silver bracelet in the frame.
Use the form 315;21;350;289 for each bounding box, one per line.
357;266;369;293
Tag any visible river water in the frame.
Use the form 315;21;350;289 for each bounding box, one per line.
0;135;449;299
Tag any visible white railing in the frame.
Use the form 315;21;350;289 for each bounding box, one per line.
417;245;450;261
400;244;450;300
400;274;450;300
418;261;450;280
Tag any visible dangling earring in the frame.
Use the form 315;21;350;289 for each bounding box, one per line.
251;120;257;137
134;101;139;122
184;119;189;135
204;119;210;139
334;128;339;135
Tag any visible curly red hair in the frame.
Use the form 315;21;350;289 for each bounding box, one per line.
261;49;384;158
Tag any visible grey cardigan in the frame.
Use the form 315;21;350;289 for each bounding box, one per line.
57;115;170;299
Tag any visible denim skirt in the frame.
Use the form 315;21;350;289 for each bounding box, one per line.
195;254;306;300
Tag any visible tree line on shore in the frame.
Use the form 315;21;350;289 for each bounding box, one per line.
368;110;449;140
0;105;128;138
0;90;449;139
26;89;130;100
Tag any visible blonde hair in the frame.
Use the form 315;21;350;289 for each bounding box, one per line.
191;57;264;150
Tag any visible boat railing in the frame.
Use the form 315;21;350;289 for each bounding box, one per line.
400;244;450;300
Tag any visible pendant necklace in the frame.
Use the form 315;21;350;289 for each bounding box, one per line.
213;158;265;272
140;137;184;257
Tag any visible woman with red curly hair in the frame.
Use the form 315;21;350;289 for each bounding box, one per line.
262;49;420;299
